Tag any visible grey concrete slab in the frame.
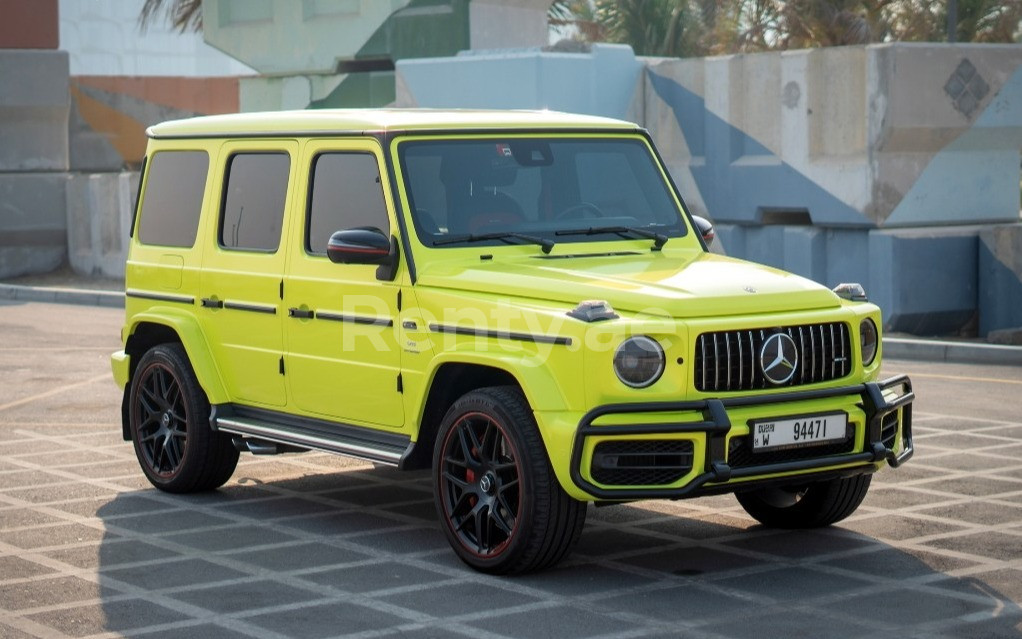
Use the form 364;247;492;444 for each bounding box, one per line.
1;300;1021;639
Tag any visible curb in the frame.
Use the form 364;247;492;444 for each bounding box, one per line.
3;281;1020;367
883;337;1022;367
0;283;124;308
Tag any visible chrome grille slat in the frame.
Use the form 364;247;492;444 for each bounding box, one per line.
700;336;707;390
809;324;817;383
840;323;848;376
825;323;833;378
798;326;806;385
725;332;732;390
713;333;719;390
695;322;852;392
747;331;755;388
736;330;743;388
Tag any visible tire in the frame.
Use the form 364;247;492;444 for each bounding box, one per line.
128;343;239;493
735;474;872;529
432;386;587;574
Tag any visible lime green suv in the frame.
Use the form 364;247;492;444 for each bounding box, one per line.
112;109;913;574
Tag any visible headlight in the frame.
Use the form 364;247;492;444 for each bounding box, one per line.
860;318;878;366
613;336;665;388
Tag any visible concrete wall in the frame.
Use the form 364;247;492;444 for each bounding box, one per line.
59;0;254;77
0;1;246;279
0;48;71;279
66;172;138;278
69;76;240;170
645;44;1022;228
395;42;1022;337
645;44;1022;335
396;44;644;120
1;0;59;49
204;0;550;111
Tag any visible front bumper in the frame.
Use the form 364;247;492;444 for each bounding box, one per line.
570;375;914;500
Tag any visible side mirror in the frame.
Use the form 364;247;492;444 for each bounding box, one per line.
326;227;399;280
692;215;714;246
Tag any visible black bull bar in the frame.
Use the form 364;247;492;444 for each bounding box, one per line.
569;375;914;500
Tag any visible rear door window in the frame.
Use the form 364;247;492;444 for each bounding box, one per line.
219;152;291;252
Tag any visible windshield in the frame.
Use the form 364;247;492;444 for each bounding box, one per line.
398;137;688;249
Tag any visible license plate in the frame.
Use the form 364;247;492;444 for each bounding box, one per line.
751;413;848;451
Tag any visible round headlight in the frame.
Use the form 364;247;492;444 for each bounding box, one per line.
860;318;878;366
613;336;665;388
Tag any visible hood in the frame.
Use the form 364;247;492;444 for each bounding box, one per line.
415;251;841;318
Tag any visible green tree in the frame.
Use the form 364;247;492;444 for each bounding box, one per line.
138;0;202;33
549;0;1021;56
887;0;1022;42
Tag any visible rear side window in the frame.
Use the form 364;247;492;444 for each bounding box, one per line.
220;152;291;252
137;150;209;248
306;153;389;255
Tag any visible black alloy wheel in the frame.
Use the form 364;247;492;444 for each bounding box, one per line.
438;410;522;558
129;343;238;493
134;360;187;477
433;386;587;574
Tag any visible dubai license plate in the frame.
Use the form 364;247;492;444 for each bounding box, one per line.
751;413;848;452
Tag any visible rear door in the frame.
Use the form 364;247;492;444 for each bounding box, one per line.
199;140;299;407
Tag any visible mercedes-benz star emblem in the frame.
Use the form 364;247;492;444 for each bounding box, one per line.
760;333;799;385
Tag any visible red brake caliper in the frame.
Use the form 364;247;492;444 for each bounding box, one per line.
466;448;478;507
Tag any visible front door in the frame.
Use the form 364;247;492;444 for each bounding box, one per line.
283;140;404;428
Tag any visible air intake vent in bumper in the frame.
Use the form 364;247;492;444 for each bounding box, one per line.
591;440;694;486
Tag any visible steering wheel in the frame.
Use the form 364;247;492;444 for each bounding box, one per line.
554;201;606;221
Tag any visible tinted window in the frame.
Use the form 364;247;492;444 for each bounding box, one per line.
399;138;686;247
137;150;209;248
306;153;389;254
220;153;290;252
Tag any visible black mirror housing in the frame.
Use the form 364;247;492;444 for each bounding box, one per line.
326;227;399;280
692;215;714;246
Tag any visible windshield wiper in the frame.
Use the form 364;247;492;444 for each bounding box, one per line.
433;231;555;254
555;225;669;250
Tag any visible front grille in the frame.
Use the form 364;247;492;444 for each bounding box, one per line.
727;424;857;468
591;440;694;486
881;412;898;449
695;322;852;392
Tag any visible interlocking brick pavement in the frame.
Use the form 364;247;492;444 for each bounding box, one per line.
1;301;1021;638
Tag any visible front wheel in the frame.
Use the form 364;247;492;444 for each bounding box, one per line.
735;474;872;529
433;386;586;574
128;343;238;493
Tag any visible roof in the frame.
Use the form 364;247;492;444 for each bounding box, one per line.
146;108;641;139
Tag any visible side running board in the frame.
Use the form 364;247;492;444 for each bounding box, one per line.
211;405;411;467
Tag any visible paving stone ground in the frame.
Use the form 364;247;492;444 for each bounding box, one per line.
1;300;1021;638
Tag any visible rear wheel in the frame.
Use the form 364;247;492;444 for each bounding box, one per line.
433;386;586;574
129;343;238;493
735;474;872;528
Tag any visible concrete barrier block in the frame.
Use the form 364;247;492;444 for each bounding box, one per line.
0;50;69;171
66;172;138;278
782;226;825;284
978;223;1022;337
712;223;744;257
742;226;787;271
869;228;978;335
824;229;870;291
0;172;69;278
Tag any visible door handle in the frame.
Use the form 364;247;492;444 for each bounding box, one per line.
200;297;223;309
288;307;315;319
